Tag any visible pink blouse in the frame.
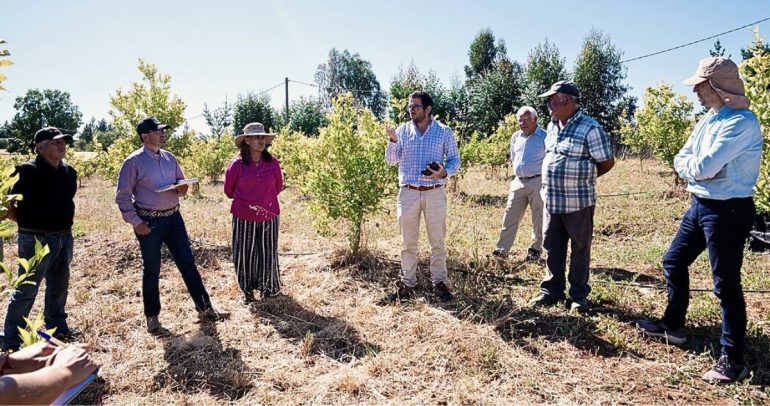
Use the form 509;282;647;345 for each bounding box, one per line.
224;156;283;222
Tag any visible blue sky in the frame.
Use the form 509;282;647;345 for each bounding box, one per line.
1;0;768;133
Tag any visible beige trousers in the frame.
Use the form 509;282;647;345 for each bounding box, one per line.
397;186;448;287
494;176;544;253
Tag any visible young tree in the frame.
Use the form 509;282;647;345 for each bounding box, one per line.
463;29;524;137
0;39;11;92
109;59;186;140
285;96;327;136
388;63;453;124
98;60;188;181
467;58;525;137
232;92;277;135
522;40;567;126
178;132;237;184
710;39;730;58
573;29;630;138
202;97;232;140
4;89;83;152
299;93;398;255
315;48;386;118
464;28;507;79
627;82;693;183
740;29;770;212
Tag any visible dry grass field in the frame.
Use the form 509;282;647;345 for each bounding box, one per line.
3;158;769;404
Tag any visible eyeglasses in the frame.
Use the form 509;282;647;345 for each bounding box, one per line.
407;104;424;110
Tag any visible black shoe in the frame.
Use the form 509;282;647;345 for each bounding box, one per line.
53;327;82;342
382;281;415;304
433;282;453;302
702;354;749;383
569;298;589;313
525;248;541;262
636;319;686;345
490;249;507;259
528;293;562;308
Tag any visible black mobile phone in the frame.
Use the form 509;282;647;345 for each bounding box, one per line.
421;162;440;176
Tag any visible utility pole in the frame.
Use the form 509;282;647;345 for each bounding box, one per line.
285;77;290;125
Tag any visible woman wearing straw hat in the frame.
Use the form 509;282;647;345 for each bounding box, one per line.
224;122;283;303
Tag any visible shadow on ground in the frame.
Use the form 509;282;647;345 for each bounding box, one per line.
457;191;508;207
252;293;380;362
152;319;253;401
338;249;650;357
593;267;662;285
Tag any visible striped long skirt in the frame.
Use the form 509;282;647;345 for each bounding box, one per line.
232;215;281;296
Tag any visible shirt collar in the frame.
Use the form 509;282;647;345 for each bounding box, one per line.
553;109;583;131
142;146;162;159
410;119;434;135
34;155;62;170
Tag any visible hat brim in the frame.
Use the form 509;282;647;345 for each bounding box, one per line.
36;134;74;144
682;75;708;86
538;89;558;98
234;133;276;147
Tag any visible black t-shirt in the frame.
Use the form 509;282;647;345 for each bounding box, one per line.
11;156;78;231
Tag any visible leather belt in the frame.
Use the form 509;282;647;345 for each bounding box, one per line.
135;204;180;218
518;174;541;181
404;184;443;191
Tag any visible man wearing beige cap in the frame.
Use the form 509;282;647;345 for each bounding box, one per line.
637;57;762;383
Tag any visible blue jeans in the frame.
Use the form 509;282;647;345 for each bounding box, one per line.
3;232;73;350
137;212;212;317
662;196;754;363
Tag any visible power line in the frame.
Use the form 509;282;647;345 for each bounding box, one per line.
289;79;318;88
621;17;770;63
184;81;285;121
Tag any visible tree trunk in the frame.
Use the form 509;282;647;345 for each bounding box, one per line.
349;221;362;256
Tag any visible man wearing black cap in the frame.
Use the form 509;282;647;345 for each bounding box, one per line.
116;117;220;335
2;127;78;351
529;81;615;313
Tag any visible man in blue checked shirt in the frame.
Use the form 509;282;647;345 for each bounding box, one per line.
383;91;460;303
529;81;615;313
637;57;762;384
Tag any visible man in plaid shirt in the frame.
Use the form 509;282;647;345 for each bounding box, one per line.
383;91;460;303
529;81;615;313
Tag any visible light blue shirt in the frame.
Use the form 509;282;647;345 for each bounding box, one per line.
674;106;762;200
510;127;546;178
385;119;460;186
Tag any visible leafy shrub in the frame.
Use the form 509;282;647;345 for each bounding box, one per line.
285;93;398;254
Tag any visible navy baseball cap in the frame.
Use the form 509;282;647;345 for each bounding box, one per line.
33;127;73;144
538;80;581;99
136;116;168;135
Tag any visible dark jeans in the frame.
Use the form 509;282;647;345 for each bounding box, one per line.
661;195;754;363
541;206;595;300
3;232;73;350
137;212;212;317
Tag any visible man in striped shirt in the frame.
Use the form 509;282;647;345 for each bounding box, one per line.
383;91;461;303
529;81;615;313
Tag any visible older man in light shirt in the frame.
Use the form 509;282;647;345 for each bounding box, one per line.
492;106;546;261
636;57;762;384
